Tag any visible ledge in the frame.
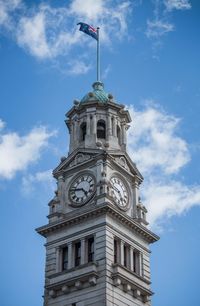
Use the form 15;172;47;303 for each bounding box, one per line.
36;203;159;244
112;263;153;302
46;262;98;296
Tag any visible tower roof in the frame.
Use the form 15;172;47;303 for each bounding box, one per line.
80;81;111;104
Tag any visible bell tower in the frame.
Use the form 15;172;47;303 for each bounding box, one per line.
37;82;159;306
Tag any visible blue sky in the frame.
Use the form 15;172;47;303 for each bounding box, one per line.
0;0;200;305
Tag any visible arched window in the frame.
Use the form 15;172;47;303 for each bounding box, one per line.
117;125;121;145
97;120;106;139
80;122;86;141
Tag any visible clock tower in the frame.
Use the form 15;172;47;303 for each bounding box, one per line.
37;81;159;306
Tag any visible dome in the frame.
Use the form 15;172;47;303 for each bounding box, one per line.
80;82;109;104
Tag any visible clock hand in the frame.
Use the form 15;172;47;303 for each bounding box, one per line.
83;189;88;196
71;188;86;194
75;188;88;196
112;185;121;194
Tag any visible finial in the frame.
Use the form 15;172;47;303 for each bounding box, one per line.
92;81;104;91
73;99;80;106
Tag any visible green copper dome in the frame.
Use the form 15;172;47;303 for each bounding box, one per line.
80;82;109;104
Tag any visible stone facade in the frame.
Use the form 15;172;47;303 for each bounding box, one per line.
36;82;159;306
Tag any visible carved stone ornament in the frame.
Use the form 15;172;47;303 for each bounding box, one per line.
115;156;130;171
69;153;91;168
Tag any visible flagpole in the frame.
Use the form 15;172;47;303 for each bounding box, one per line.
97;27;100;82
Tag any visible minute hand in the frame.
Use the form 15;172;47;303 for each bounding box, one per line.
112;185;122;195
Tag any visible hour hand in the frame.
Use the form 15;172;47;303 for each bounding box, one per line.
71;187;84;192
71;187;88;196
112;185;120;193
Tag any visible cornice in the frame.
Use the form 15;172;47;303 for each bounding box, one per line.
66;100;131;120
36;203;159;244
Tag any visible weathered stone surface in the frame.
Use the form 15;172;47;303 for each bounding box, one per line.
37;83;159;306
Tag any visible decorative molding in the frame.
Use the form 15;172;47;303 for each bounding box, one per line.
112;263;153;303
46;262;98;297
36;203;159;243
114;156;130;172
69;153;91;168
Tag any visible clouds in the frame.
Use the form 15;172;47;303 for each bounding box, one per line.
17;9;51;59
128;104;189;175
127;103;200;229
142;179;200;228
146;0;191;41
0;0;132;73
0;122;55;179
164;0;191;11
146;19;174;38
67;60;91;75
16;4;79;60
0;0;193;72
70;0;105;21
21;169;55;196
0;0;21;27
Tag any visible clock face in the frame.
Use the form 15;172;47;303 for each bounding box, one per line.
69;174;95;205
110;176;129;210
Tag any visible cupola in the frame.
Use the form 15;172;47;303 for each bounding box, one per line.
65;83;131;154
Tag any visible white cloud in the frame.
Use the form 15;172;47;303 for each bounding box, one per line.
127;104;200;229
0;0;21;27
22;169;55;196
0;0;131;69
0;119;5;130
142;179;200;228
17;11;51;59
16;4;82;60
128;104;189;174
70;0;104;20
67;60;91;75
0;123;56;179
146;19;174;38
102;64;111;79
145;0;191;49
70;0;131;41
164;0;191;11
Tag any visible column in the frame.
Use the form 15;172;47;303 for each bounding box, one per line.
71;122;74;149
87;114;90;135
132;179;139;215
139;252;143;276
55;247;60;272
130;246;134;271
69;122;73;150
120;240;124;266
107;115;112;136
75;119;79;143
57;175;64;205
122;123;127;145
73;120;77;146
113;116;117;137
92;113;97;134
81;237;86;265
67;241;73;269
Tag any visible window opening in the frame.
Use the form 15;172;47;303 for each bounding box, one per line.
75;242;81;266
117;125;121;145
124;245;128;267
133;250;140;274
114;239;118;264
62;246;68;271
97;120;106;139
88;237;94;262
80;122;87;141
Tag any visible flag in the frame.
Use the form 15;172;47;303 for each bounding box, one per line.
77;22;98;40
